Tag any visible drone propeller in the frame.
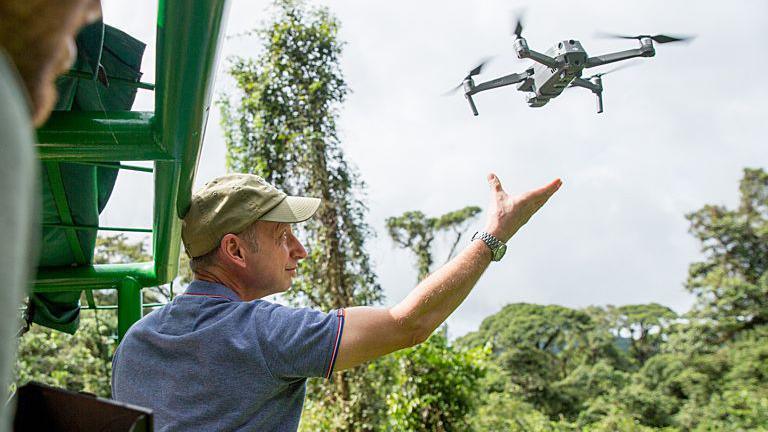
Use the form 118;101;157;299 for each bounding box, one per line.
444;58;491;95
567;62;637;92
596;32;695;44
587;62;638;79
511;10;525;39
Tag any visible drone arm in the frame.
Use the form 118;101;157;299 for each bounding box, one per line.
523;49;558;69
585;46;653;68
569;77;599;92
514;37;558;68
570;77;604;113
467;71;531;96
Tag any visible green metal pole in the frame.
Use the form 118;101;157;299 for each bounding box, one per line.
117;277;143;341
34;262;157;292
152;0;230;284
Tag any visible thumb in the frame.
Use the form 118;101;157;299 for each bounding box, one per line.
488;173;504;194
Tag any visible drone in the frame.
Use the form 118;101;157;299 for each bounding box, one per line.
450;15;693;114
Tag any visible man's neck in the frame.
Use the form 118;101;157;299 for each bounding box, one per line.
192;269;267;301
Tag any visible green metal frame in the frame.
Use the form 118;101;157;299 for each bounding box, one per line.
32;0;231;339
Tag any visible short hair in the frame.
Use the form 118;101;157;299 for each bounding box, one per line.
188;221;260;273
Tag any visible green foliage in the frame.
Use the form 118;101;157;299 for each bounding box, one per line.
385;206;481;281
459;303;633;421
378;331;488;432
472;391;572;432
94;234;150;265
16;312;116;397
587;303;677;365
685;168;768;341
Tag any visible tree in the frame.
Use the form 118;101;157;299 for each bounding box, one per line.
15;316;115;397
587;304;677;366
685;168;768;341
386;206;481;281
381;330;488;432
613;304;677;365
219;1;382;429
459;303;635;421
382;205;487;431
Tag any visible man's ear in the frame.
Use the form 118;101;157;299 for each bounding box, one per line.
220;233;248;268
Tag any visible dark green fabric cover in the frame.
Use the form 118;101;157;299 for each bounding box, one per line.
32;22;146;334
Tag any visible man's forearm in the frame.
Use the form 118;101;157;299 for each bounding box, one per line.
390;238;493;343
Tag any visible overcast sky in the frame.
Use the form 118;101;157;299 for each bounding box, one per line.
100;0;768;337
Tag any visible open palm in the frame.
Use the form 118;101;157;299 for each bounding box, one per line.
484;173;562;242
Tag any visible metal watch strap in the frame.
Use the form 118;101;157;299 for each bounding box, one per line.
472;231;506;261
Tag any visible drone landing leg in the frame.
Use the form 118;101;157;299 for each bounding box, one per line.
570;77;604;114
596;92;604;114
465;94;479;116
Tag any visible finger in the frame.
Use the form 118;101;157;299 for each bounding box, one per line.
530;178;562;198
488;173;504;194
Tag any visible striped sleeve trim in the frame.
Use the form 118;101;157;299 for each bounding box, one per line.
325;308;346;379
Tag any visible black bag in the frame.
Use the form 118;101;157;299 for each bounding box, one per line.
13;382;153;431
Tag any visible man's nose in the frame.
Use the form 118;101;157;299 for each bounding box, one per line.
289;235;308;260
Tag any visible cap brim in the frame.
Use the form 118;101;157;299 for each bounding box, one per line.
259;196;321;223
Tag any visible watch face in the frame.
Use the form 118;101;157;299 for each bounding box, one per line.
493;243;507;261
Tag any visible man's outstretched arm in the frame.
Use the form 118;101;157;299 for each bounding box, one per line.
333;173;562;371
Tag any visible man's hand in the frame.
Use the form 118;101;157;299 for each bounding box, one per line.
483;173;562;242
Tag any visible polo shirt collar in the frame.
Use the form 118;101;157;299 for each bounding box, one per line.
184;280;243;302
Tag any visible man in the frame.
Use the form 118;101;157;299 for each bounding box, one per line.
112;172;561;431
0;2;100;431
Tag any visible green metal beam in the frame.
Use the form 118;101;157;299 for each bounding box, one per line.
34;262;157;292
156;0;231;218
36;111;170;161
152;161;183;284
117;277;142;340
151;0;230;284
42;223;153;233
71;161;154;173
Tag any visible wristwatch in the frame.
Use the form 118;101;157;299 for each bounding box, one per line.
472;231;507;262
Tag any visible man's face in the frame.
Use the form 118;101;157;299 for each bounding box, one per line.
0;0;101;126
242;221;307;297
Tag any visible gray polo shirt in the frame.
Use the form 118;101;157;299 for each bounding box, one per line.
112;280;345;431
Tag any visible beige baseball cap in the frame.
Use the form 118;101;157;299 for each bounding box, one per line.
182;173;321;258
